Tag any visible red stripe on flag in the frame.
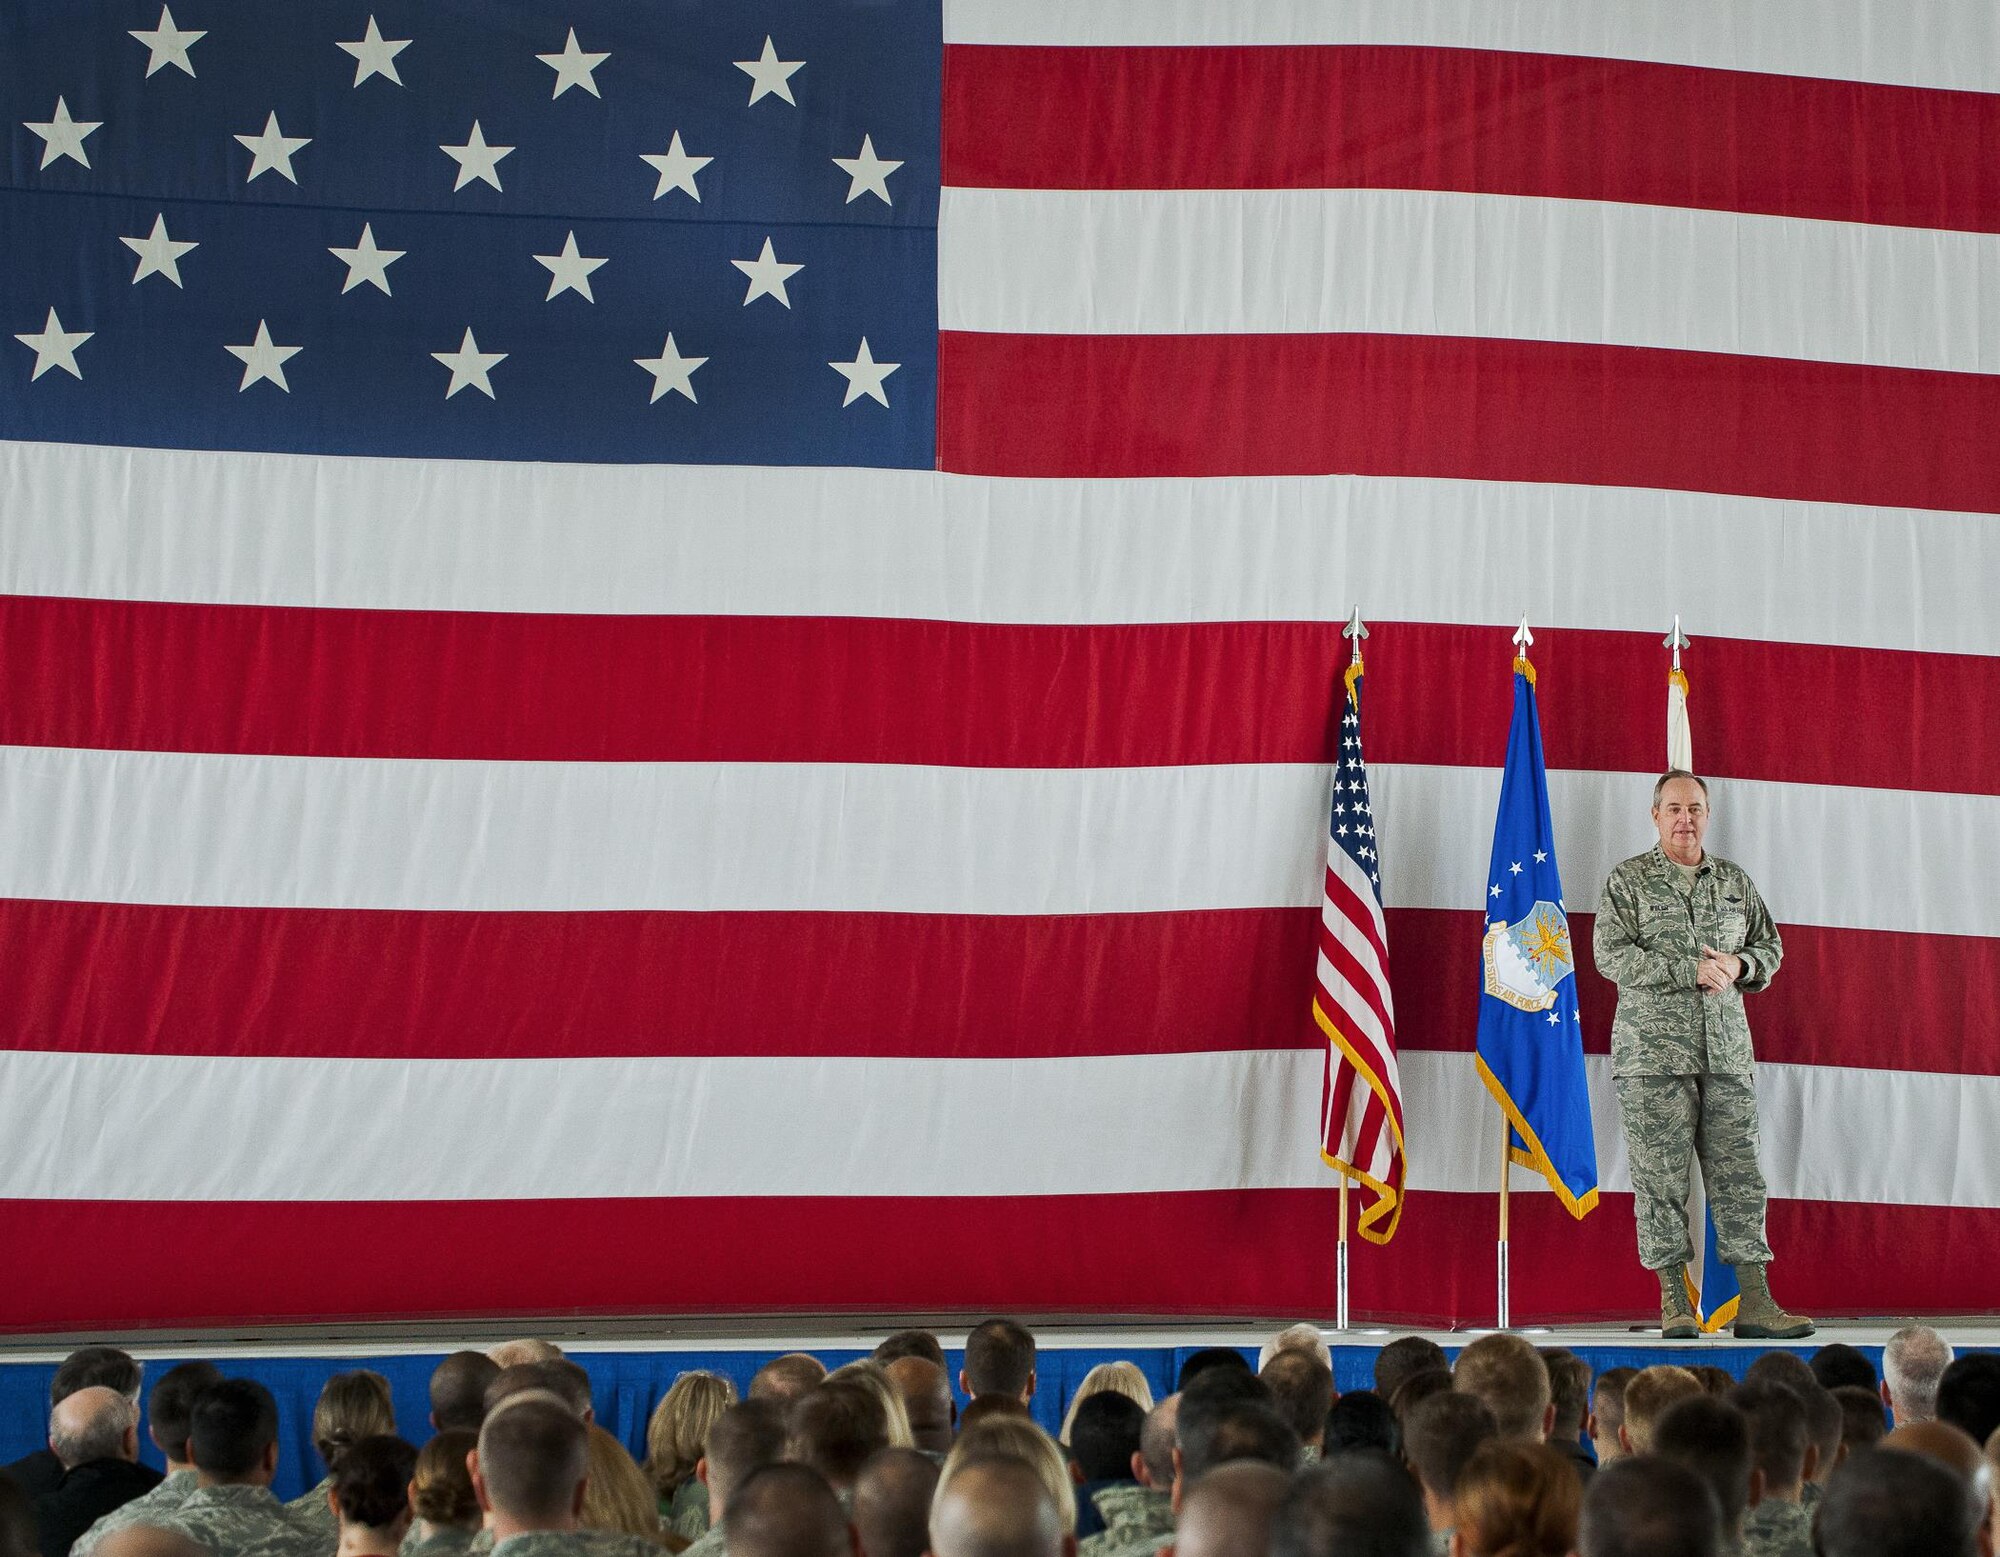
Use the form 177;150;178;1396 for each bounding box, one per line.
5;597;1998;795
938;331;2000;516
1324;864;1392;980
943;44;2000;233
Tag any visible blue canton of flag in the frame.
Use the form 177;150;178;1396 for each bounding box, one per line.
1475;655;1599;1218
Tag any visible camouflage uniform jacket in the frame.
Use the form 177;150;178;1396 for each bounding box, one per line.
1594;848;1782;1076
677;1522;723;1557
154;1482;331;1557
286;1478;338;1547
1078;1486;1172;1557
402;1525;479;1557
664;1482;708;1543
73;1468;202;1557
492;1533;663;1557
1740;1498;1813;1557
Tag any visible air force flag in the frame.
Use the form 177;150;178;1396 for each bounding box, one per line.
1476;656;1600;1218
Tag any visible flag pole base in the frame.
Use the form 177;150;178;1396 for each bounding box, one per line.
1497;1238;1511;1331
1335;1177;1351;1331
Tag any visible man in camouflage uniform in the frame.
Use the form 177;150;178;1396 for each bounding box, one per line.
148;1379;326;1557
1595;771;1812;1342
1079;1397;1177;1557
1732;1383;1815;1557
74;1363;224;1557
469;1395;657;1557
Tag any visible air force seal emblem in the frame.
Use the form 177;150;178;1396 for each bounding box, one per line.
1481;899;1575;1013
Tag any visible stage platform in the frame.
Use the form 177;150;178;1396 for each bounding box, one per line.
4;1319;1985;1502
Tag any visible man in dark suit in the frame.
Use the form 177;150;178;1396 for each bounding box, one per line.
4;1352;144;1500
33;1388;160;1557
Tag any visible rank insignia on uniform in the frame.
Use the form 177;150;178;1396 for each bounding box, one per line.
1481;900;1575;1013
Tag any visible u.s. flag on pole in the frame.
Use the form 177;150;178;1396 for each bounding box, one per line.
1316;653;1406;1243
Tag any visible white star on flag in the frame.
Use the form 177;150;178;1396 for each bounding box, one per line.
328;224;404;295
336;17;411;87
235;111;311;184
1534;850;1548;863
641;132;711;201
25;98;102;170
1490;884;1502;898
431;328;506;399
14;308;92;381
732;238;802;307
534;232;607;302
735;37;803;105
441;121;513;191
634;334;707;403
121;214;198;287
1509;861;1524;874
538;29;609;98
129;6;205;78
224;320;302;392
829;338;900;407
832;136;902;205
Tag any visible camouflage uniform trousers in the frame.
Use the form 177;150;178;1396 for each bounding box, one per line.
1614;1072;1773;1271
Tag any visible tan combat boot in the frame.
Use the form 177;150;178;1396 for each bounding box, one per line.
1659;1265;1698;1340
1731;1263;1815;1340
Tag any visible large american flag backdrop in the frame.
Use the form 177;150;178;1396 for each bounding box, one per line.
3;0;1998;1331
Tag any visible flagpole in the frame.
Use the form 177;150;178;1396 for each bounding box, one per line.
1336;1177;1351;1331
1495;616;1533;1332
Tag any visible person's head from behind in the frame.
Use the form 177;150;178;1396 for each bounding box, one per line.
873;1332;946;1370
1272;1450;1429;1557
1619;1367;1702;1457
1650;1395;1751;1540
648;1371;740;1496
330;1435;418;1544
1386;1372;1453;1430
486;1340;563;1369
1882;1325;1953;1425
471;1394;588;1533
1177;1402;1299;1509
1937;1354;2000;1450
50;1347;143;1410
1576;1458;1718;1557
1260;1325;1332;1372
701;1399;789;1527
1179;1350;1254;1392
752;1354;829;1404
1067;1392;1145;1485
190;1378;282;1487
1401;1392;1497;1534
827;1361;916;1451
963;1320;1038;1404
1810;1345;1876;1395
929;1454;1071;1557
852;1448;938;1557
883;1357;954;1457
944;1418;1077;1535
1453;1335;1553;1445
1832;1385;1887;1463
1173;1461;1291;1557
430;1352;501;1435
83;1532;205;1557
727;1463;854;1557
1816;1446;1981;1557
583;1423;667;1540
1726;1380;1811;1499
789;1380;892;1495
49;1386;140;1470
1134;1396;1179;1491
1374;1339;1448;1405
1259;1351;1335;1450
1448;1439;1580;1557
314;1370;397;1473
1539;1349;1592;1446
147;1360;222;1467
1175;1368;1276;1496
485;1359;594;1424
1059;1362;1154;1445
1588;1368;1636;1464
410;1430;481;1533
1322;1392;1397;1457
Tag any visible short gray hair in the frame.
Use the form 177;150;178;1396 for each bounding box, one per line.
49;1387;137;1468
1652;770;1710;807
1883;1326;1954;1421
1259;1324;1332;1371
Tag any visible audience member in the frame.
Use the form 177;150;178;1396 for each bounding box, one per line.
157;1377;321;1557
1449;1440;1579;1557
1937;1355;2000;1450
70;1363;221;1557
824;1366;915;1453
86;1533;205;1557
467;1394;598;1554
1386;1373;1453;1432
1077;1399;1174;1557
329;1436;417;1557
1539;1350;1595;1483
1065;1397;1144;1541
1320;1396;1396;1459
1587;1371;1636;1468
1687;1370;1735;1401
1879;1419;1990;1545
1881;1326;1953;1426
1271;1450;1428;1557
487;1366;593;1426
941;1421;1075;1537
1257;1355;1334;1458
1618;1369;1703;1457
404;1430;481;1557
1175;1355;1252;1394
1807;1348;1874;1395
34;1387;158;1557
786;1383;890;1497
1577;1459;1718;1557
1453;1337;1552;1445
1727;1381;1812;1557
956;1401;1030;1435
870;1335;945;1372
721;1466;848;1557
928;1456;1069;1557
1738;1356;1815;1400
1171;1463;1289;1557
1794;1385;1841;1505
1174;1401;1298;1502
1401;1393;1497;1548
585;1425;669;1546
1374;1342;1449;1408
3;1482;39;1557
6;1352;143;1499
962;1324;1037;1407
680;1402;788;1557
291;1371;398;1540
1060;1367;1154;1446
1258;1329;1332;1374
850;1450;935;1557
1828;1387;1885;1464
1649;1397;1750;1552
1813;1446;1980;1557
647;1375;737;1539
880;1362;953;1459
432;1356;503;1437
747;1360;826;1407
485;1344;563;1371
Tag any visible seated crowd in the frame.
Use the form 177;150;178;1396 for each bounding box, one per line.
2;1321;1997;1557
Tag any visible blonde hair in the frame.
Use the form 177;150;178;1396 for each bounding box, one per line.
939;1418;1077;1535
644;1372;738;1495
313;1371;397;1469
411;1431;480;1528
1450;1440;1579;1557
488;1340;564;1368
583;1424;665;1544
826;1361;916;1450
1258;1325;1332;1371
1621;1366;1704;1456
1058;1362;1155;1444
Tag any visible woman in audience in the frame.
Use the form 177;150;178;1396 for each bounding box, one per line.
586;1424;679;1548
938;1417;1078;1535
645;1372;737;1537
330;1435;418;1557
1449;1440;1580;1557
295;1371;400;1539
404;1430;482;1557
826;1361;917;1451
1058;1363;1155;1444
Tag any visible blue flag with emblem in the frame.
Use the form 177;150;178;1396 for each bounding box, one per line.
1475;653;1599;1218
